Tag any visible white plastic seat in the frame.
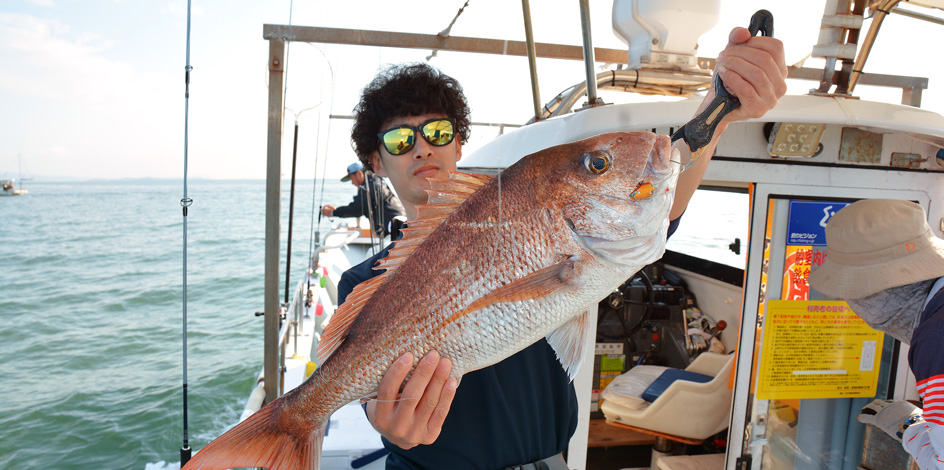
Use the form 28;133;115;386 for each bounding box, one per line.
600;352;735;441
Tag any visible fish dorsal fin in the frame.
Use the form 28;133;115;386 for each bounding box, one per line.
317;170;492;363
374;170;492;272
546;309;592;381
317;274;384;362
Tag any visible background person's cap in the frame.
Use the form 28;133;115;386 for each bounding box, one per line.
808;199;944;299
340;162;364;182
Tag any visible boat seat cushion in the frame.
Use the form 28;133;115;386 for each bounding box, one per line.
641;369;714;403
600;365;669;410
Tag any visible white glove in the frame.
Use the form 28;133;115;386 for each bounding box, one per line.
857;399;924;441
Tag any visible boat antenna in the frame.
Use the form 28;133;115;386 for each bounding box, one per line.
179;0;194;465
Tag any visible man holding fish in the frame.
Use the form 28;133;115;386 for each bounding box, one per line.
180;24;786;470
340;27;787;470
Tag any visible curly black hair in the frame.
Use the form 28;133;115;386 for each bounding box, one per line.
351;63;471;170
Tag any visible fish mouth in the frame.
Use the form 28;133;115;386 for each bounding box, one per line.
567;135;679;266
648;134;677;178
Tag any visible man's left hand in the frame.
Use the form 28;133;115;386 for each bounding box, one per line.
713;26;788;124
858;399;923;441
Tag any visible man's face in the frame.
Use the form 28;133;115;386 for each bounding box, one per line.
370;113;462;219
349;170;365;187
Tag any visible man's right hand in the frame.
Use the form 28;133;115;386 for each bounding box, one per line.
366;351;458;450
321;205;336;217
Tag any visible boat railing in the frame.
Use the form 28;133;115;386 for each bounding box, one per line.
244;227;359;420
311;228;361;262
240;276;310;421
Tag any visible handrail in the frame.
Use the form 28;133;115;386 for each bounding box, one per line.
311;229;361;260
276;278;308;396
243;274;308;415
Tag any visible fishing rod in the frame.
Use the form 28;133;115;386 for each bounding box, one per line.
285;118;300;305
179;0;194;465
307;110;324;311
283;0;298;307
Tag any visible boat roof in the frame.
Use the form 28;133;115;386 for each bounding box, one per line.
459;94;944;171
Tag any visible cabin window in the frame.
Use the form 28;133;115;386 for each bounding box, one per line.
666;187;749;270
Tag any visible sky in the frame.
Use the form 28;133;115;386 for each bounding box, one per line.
2;0;944;181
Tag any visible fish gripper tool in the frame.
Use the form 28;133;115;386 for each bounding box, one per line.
671;9;774;170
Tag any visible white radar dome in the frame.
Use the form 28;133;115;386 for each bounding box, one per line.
612;0;720;71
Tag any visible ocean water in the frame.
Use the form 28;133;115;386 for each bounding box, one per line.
0;180;744;470
0;179;356;470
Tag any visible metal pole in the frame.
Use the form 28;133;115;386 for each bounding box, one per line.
264;37;287;405
578;0;600;107
179;0;193;465
890;6;944;25
521;0;542;121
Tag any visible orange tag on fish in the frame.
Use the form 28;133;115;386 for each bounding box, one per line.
630;182;655;200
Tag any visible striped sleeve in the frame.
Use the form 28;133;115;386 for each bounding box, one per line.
902;375;944;469
919;376;944;426
901;416;944;470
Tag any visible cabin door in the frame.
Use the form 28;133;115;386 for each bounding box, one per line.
725;183;931;470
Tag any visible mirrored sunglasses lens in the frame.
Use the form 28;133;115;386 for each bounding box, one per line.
423;120;455;146
383;128;414;155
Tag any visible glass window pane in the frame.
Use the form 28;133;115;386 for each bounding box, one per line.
667;188;748;269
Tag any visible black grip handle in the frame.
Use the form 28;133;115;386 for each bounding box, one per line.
671;10;775;160
749;9;773;38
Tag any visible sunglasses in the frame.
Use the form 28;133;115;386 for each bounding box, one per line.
377;118;456;156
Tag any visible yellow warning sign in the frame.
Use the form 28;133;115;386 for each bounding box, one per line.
756;300;884;400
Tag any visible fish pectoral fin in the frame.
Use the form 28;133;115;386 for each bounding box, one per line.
546;309;592;381
455;257;578;318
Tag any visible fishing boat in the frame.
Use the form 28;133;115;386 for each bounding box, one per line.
1;178;27;196
223;0;944;469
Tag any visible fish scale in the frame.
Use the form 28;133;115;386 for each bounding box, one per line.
182;131;678;470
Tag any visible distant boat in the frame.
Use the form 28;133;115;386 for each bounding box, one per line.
1;178;27;196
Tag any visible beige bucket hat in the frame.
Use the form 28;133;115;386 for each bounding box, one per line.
808;199;944;300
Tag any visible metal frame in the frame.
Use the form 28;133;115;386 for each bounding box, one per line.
260;23;932;406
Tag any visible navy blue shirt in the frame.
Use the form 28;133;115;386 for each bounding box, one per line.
337;217;681;470
908;282;944;427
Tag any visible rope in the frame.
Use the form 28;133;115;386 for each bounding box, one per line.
427;0;471;61
179;0;194;465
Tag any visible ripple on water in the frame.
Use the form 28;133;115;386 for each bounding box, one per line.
1;180;357;469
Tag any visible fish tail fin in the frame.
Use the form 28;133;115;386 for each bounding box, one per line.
182;403;325;470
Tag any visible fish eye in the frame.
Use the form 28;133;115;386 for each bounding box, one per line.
583;151;611;174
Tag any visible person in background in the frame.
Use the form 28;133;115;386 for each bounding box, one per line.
809;199;943;470
340;25;786;470
322;161;406;238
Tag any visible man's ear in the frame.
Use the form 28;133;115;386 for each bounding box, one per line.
455;134;462;162
369;152;387;177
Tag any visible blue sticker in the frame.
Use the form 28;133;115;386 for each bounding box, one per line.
787;201;850;246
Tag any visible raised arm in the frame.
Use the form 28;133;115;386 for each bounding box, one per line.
670;27;787;220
